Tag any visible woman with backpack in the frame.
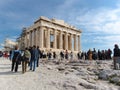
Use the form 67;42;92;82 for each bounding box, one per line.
22;47;31;73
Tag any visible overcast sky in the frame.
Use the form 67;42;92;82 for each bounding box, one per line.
0;0;120;51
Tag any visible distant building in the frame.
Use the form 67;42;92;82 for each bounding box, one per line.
4;38;17;51
18;16;82;53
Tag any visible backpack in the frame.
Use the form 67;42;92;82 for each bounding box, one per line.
13;51;20;60
12;50;21;64
24;50;31;58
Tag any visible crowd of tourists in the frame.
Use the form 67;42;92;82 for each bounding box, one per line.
9;46;75;73
0;43;120;73
77;48;112;60
0;51;9;59
77;44;120;70
10;45;42;73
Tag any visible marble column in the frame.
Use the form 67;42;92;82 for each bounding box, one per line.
30;31;33;46
32;30;34;46
24;33;27;48
34;29;37;46
25;33;27;47
40;27;44;48
53;30;57;49
78;35;80;51
28;32;31;47
76;35;78;51
70;34;73;51
74;35;77;51
26;32;29;47
28;32;30;47
35;29;38;46
36;29;39;46
25;33;28;47
65;32;68;50
59;31;63;49
47;28;50;48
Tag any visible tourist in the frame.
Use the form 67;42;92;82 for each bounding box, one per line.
87;49;92;60
70;51;73;60
11;46;21;72
4;51;9;59
107;49;112;59
47;51;52;60
0;51;3;58
53;52;56;59
36;46;41;67
65;50;68;60
81;51;87;60
101;50;106;60
113;44;120;69
22;48;31;73
98;49;102;60
9;50;12;60
92;48;97;60
77;51;81;60
30;45;39;71
40;50;44;59
60;51;64;60
28;46;33;66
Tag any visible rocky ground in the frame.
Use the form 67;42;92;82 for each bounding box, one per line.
0;58;120;90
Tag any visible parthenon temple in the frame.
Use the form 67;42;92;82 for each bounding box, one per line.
18;16;82;53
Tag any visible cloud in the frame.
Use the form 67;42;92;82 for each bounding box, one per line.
102;21;120;34
75;7;120;34
53;0;120;35
94;35;120;43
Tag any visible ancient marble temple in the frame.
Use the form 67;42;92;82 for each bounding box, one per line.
19;16;82;53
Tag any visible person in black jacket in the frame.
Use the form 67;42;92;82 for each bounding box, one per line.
113;44;120;69
36;46;41;67
11;46;21;72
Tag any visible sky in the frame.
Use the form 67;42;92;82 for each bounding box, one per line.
0;0;120;52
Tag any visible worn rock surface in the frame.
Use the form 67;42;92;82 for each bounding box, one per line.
0;58;120;90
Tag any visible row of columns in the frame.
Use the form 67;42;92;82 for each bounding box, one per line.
24;26;81;51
